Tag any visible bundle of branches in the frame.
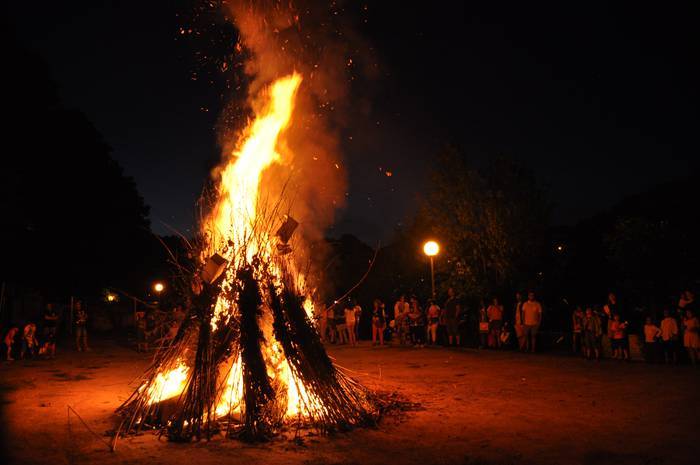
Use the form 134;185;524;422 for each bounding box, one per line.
269;269;376;432
117;183;384;443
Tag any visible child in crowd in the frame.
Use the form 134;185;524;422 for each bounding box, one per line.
643;317;661;363
4;327;19;361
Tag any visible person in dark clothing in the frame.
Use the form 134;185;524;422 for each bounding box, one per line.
443;288;462;346
371;298;387;346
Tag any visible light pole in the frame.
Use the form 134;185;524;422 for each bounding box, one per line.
422;240;440;299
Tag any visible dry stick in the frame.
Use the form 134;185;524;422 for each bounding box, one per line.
332;241;381;305
67;405;114;451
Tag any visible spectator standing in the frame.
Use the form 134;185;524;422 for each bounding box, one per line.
327;304;338;344
487;297;504;348
342;300;355;346
682;309;699;366
42;303;59;358
426;300;441;345
353;301;362;342
602;292;619;356
74;301;89;352
394;295;410;345
660;309;679;364
371;299;387;346
582;307;602;360
610;314;630;361
21;323;38;359
572;306;584;355
443;288;462;347
478;301;489;349
642;317;661;363
408;296;425;347
513;292;526;351
522;291;543;353
4;327;19;361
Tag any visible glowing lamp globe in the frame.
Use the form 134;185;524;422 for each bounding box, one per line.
154;282;165;293
423;241;440;257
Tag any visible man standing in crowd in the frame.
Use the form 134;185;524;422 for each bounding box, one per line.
74;301;90;352
522;291;543;353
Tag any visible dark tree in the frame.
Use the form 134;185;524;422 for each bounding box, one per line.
1;39;155;298
423;147;550;300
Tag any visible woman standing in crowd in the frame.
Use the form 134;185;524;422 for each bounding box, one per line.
344;300;358;346
335;303;348;344
487;297;504;348
408;296;425;347
682;308;699;366
371;299;387;346
582;307;602;360
426;299;441;345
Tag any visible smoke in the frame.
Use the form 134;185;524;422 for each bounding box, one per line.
214;0;377;247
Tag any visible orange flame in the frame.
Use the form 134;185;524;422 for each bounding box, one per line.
148;73;320;421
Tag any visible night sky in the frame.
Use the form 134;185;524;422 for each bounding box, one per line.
8;1;698;243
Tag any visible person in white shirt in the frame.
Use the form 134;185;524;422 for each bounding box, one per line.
521;291;543;353
393;295;410;345
642;316;661;363
660;309;679;364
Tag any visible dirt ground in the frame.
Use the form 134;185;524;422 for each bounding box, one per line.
1;338;699;465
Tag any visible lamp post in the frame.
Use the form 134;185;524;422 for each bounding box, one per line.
153;282;165;295
422;240;440;299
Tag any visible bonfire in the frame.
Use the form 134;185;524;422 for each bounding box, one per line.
117;73;378;442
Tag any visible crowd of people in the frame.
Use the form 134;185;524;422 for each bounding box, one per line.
3;301;90;361
313;288;700;366
315;288;545;352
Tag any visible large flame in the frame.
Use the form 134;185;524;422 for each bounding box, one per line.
148;73;319;420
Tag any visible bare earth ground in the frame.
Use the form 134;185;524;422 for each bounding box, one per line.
1;338;699;465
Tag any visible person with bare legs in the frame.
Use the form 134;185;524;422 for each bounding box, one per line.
522;291;543;353
4;327;18;361
582;307;602;360
74;301;89;351
513;292;526;351
371;299;387;346
344;300;357;346
682;309;699;366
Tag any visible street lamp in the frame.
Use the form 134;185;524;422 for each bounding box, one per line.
422;240;440;299
153;282;165;294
